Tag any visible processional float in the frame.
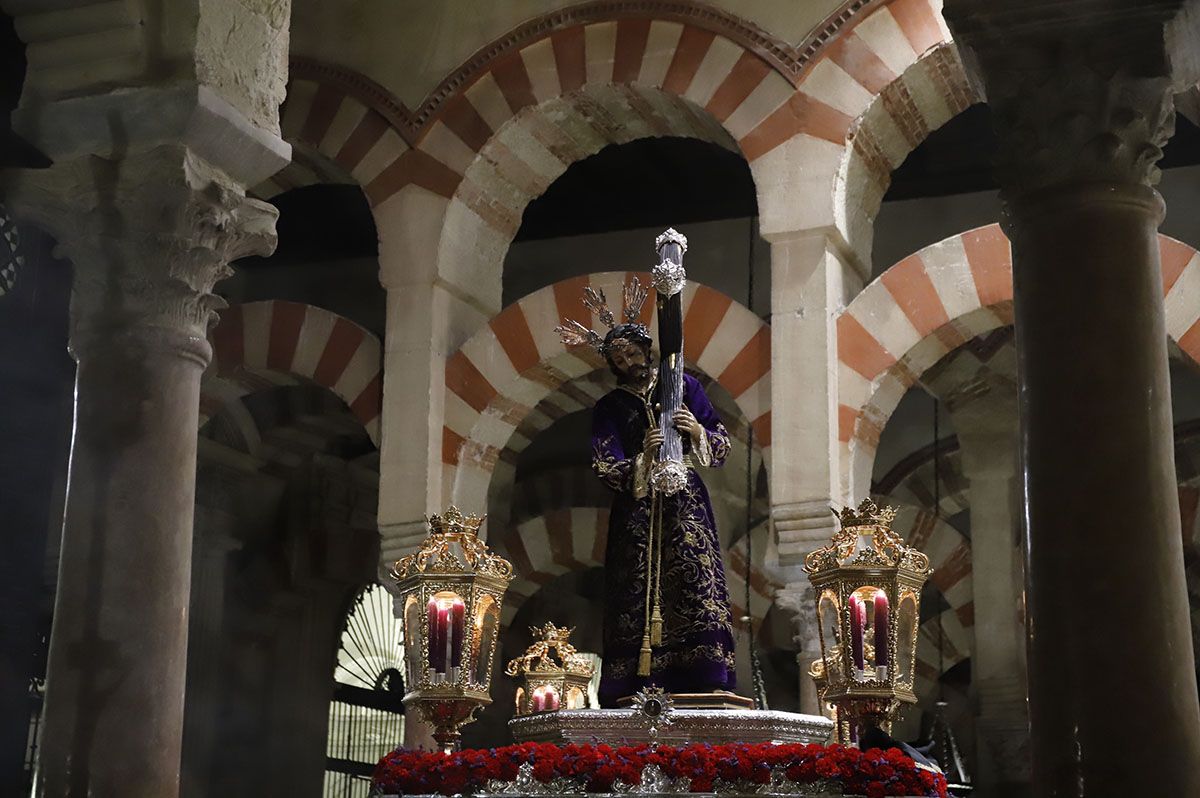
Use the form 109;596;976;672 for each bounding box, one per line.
376;230;947;798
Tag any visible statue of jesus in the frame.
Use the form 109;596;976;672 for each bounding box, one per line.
558;277;736;707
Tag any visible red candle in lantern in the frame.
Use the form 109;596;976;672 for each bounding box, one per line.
450;598;465;668
849;594;865;672
874;591;890;669
531;688;544;712
426;597;441;671
437;604;451;675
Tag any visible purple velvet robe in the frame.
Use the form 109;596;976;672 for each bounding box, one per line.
590;372;735;706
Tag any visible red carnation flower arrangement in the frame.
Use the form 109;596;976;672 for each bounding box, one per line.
372;742;947;797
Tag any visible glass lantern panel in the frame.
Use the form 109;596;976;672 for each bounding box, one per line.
472;594;500;684
515;687;525;714
542;684;561;711
403;596;421;688
897;590;919;688
567;685;586;709
851;586;889;677
426;590;466;683
818;590;843;682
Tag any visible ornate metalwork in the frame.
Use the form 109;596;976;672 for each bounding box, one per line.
651;228;688;298
649;459;689;496
391;507;513;583
803;499;928;577
804;499;931;744
612;765;691;795
391;507;514;752
554;278;650;354
654;227;689;254
485;763;586;796
630;687;675;738
507;623;596;715
509;707;833;746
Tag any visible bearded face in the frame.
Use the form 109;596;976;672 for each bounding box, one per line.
606;338;653;385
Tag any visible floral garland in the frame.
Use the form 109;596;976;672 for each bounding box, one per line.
372;742;947;797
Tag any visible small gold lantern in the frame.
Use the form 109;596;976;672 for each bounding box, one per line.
506;622;595;715
804;499;930;744
391;507;513;752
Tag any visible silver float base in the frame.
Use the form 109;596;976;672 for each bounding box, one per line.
509;708;834;746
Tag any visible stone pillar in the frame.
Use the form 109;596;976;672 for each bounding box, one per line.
946;3;1200;794
1;1;289;791
765;229;864;714
373;191;496;568
7;148;277;797
954;399;1031;795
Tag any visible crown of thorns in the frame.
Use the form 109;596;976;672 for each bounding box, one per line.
554;278;650;354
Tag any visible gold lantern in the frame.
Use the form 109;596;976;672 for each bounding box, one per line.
390;507;513;753
506;622;595;715
804;499;930;744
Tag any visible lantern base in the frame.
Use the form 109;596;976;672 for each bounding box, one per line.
509;707;833;746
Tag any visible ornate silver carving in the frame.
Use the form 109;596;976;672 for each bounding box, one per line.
612;765;692;795
485;763;586;796
630;687;675;738
650;459;689;496
509;707;834;747
655;227;688;254
652;227;688;298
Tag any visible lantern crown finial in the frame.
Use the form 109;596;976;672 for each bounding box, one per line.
835;498;897;530
506;622;595;677
803;499;930;577
427;505;485;536
389;506;513;583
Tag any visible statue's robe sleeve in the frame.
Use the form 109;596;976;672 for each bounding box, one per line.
591;394;651;498
683;374;731;468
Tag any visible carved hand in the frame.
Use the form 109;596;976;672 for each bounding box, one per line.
642;428;664;458
672;408;702;441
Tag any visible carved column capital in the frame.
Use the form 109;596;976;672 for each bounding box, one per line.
6;145;277;359
985;43;1173;196
945;0;1200;198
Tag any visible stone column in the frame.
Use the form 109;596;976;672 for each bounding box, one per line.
953;398;1031;795
765;230;864;714
946;3;1200;794
7;147;277;797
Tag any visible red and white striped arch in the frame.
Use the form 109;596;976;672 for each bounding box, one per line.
207;301;383;444
839;224;1200;501
499;507;611;625
444;272;770;511
253;70;409;201
746;0;961;241
885;501;974;697
838;225;1012;501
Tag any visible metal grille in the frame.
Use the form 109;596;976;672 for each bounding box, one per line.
323;583;405;798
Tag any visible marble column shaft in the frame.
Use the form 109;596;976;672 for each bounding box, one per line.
7;146;276;797
944;6;1200;792
1011;181;1200;794
766;231;862;715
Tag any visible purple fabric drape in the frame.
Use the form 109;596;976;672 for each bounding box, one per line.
591;372;736;706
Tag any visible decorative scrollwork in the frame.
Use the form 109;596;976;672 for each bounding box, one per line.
506;623;595;678
390;506;514;582
649;459;689;496
803;499;929;577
